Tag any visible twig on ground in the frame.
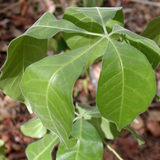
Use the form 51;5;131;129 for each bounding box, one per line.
0;0;24;14
128;0;160;7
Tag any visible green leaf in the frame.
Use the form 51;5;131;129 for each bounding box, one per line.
76;104;121;139
111;24;160;69
82;0;101;7
0;139;8;160
106;8;124;33
0;9;124;113
0;12;98;113
141;17;160;46
26;132;59;160
56;119;103;160
76;103;101;117
0;36;47;113
87;117;122;140
124;126;144;145
21;44;102;148
20;117;47;138
97;40;156;130
24;12;89;39
83;107;102;118
0;139;6;155
64;7;123;33
63;7;123;68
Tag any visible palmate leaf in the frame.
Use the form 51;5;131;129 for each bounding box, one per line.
111;24;160;69
56;119;103;160
62;7;123;68
63;7;123;36
0;12;94;113
1;8;159;156
26;132;59;160
141;17;160;46
20;41;104;148
20;117;47;138
97;40;156;130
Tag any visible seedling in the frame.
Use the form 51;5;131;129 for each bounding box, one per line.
0;7;160;160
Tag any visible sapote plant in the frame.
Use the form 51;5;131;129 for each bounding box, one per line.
0;7;160;160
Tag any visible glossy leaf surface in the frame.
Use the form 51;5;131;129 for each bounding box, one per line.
0;12;93;112
0;8;158;155
20;117;47;138
0;36;47;113
63;7;123;36
56;119;103;160
97;40;156;130
63;7;123;68
24;12;88;39
141;17;160;46
112;24;160;69
26;133;59;160
21;45;99;148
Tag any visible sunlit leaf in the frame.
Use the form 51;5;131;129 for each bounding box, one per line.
64;7;123;31
21;44;102;148
20;117;47;138
0;8;158;158
26;132;59;160
112;24;160;69
56;119;103;160
63;7;123;68
0;37;47;113
97;40;156;130
0;12;99;113
24;12;88;39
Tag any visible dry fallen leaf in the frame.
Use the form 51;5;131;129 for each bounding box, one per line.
130;116;144;131
146;115;160;137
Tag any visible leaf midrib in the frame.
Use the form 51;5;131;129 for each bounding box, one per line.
32;135;58;160
26;25;104;37
45;37;105;146
109;40;124;128
46;37;105;95
75;119;82;160
96;7;107;34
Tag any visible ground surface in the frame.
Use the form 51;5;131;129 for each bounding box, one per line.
0;0;160;160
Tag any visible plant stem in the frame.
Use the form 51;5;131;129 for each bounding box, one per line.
155;94;160;101
103;139;124;160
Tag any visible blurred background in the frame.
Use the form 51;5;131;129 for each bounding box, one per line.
0;0;160;160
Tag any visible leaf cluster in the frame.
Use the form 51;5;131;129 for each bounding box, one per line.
0;7;160;160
